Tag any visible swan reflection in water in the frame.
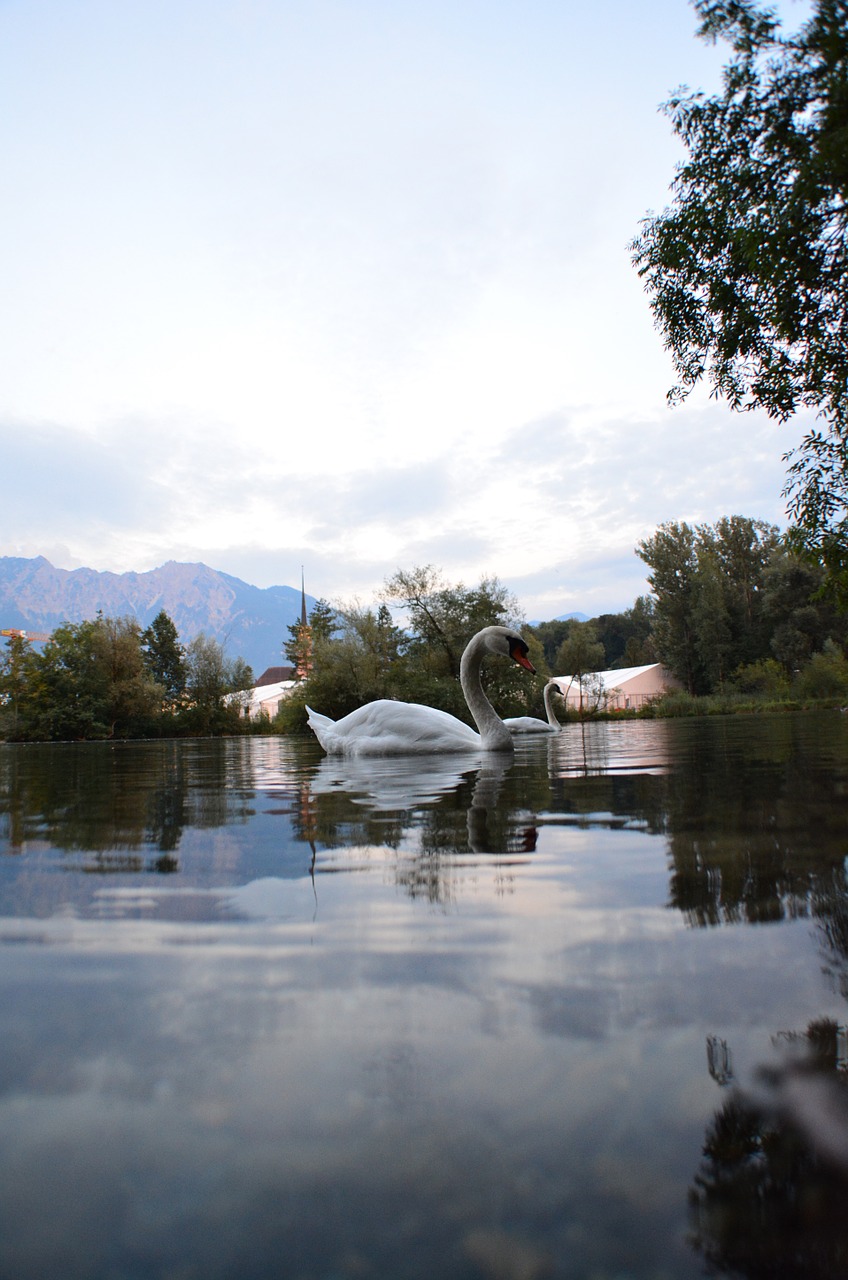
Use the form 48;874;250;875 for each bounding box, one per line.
309;752;473;811
309;750;536;857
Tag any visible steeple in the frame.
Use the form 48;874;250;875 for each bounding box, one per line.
295;567;313;681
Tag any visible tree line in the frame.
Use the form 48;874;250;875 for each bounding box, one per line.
278;519;848;730
3;513;847;741
0;611;254;741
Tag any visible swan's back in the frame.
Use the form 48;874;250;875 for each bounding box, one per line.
306;700;481;756
503;715;557;735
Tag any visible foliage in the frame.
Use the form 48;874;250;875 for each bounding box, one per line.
593;598;656;668
182;633;253;735
792;639;848;700
632;0;848;574
528;618;574;670
383;565;522;680
2;616;164;740
141;610;187;707
527;602;656;673
554;621;605;680
94;614;165;736
307;599;341;645
552;622;606;714
638;516;788;692
0;613;253;741
729;658;791;697
0;635;40;740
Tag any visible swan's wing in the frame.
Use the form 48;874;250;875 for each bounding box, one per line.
311;699;481;756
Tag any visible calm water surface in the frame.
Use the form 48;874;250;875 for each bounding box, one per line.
2;714;848;1279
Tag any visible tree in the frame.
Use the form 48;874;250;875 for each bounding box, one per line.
637;521;702;692
93;614;163;736
631;1;848;574
183;634;253;734
141;610;186;707
592;599;657;668
280;604;405;727
384;565;521;680
0;634;39;739
761;549;848;670
28;620;111;739
702;516;781;663
554;622;606;713
528;618;574;670
638;515;844;691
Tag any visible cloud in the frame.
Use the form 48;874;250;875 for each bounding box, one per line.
0;388;802;624
0;0;813;622
0;418;172;531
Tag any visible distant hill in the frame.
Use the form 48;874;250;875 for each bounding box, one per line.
528;611;590;626
0;556;316;677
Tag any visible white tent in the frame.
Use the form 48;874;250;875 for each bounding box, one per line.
553;663;681;711
236;679;297;719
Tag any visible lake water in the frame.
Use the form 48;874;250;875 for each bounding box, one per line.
2;714;848;1279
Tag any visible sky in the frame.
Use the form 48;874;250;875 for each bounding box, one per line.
0;0;815;622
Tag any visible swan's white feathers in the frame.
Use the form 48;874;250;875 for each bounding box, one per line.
307;700;480;756
504;680;562;735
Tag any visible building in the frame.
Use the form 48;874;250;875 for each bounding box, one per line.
239;667;297;719
553;663;681;712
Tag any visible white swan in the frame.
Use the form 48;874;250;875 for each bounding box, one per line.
504;680;563;735
306;625;536;756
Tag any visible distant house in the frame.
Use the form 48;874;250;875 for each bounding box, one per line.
553;663;681;711
238;666;297;719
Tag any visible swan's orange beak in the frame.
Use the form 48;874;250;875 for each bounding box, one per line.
511;643;536;674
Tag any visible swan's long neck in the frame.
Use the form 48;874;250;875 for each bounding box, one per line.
460;633;514;751
543;681;561;729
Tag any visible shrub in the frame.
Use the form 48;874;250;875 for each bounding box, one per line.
793;642;848;701
729;659;791;697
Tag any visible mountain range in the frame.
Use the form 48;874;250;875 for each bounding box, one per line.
0;556;316;678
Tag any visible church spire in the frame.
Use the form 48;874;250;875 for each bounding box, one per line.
295;567;312;681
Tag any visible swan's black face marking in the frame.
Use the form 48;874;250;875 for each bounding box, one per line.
509;636;536;673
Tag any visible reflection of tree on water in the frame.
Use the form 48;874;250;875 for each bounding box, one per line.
691;1019;848;1278
662;716;848;959
0;739;260;873
816;872;848;1000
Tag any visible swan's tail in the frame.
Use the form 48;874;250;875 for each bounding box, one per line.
305;705;336;750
